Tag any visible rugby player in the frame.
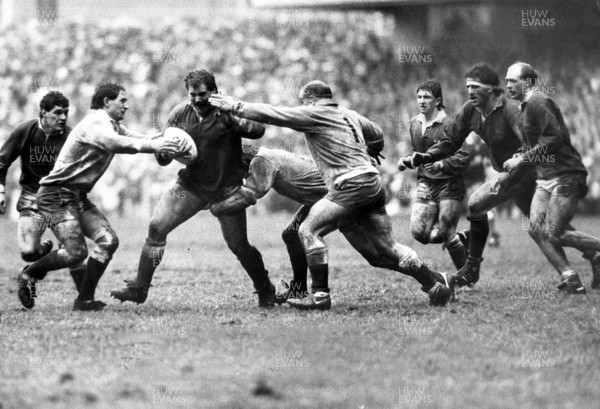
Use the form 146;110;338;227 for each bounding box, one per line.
397;80;470;270
407;64;538;288
209;80;453;310
111;69;277;308
0;91;85;288
504;61;600;293
16;83;181;310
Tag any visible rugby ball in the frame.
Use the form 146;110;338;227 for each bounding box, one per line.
164;127;198;165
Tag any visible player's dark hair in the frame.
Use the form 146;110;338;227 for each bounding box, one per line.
300;80;333;99
241;143;260;173
513;61;539;87
465;63;501;87
416;80;444;109
90;83;125;110
184;69;218;92
39;91;69;114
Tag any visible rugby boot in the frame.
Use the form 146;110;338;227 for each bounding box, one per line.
583;253;600;289
275;279;308;305
17;266;36;309
557;272;586;295
73;299;107;311
110;280;151;304
287;291;331;311
422;272;453;306
255;281;276;308
453;256;482;287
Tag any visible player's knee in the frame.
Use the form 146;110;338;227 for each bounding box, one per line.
547;231;564;246
411;228;429;245
148;219;167;243
65;245;88;265
20;248;40;262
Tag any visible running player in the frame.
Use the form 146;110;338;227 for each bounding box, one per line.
0;91;86;288
504;61;600;293
397;80;470;270
111;69;277;308
210;80;453;310
16;83;181;310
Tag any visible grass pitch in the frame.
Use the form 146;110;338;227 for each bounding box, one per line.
1;211;599;409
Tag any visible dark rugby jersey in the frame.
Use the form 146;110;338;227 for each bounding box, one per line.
163;102;264;192
426;95;522;173
519;90;587;179
408;110;470;180
0;119;69;191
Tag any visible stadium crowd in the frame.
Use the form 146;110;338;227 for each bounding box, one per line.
1;13;599;216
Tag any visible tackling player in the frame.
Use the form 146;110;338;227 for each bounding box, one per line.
504;61;600;293
0;91;85;288
111;69;277;308
16;83;181;310
397;80;470;270
210;80;453;310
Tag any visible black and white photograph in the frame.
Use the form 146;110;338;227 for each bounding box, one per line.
1;0;599;407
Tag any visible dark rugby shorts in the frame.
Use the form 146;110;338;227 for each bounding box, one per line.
416;176;465;203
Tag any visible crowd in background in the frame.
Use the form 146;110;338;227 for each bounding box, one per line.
1;11;599;217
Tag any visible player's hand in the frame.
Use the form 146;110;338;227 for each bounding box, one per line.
0;192;6;215
411;152;435;167
152;137;181;156
422;161;443;172
209;94;238;113
397;156;413;171
503;156;524;174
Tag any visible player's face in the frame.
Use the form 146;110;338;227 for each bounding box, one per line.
188;83;214;114
105;91;129;121
41;105;69;133
505;66;526;101
416;90;437;116
466;78;492;108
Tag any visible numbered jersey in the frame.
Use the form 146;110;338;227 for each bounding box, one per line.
237;100;383;192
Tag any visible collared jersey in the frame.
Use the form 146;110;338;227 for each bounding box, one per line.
246;147;327;206
237;99;382;192
427;95;522;173
0;119;70;191
165;102;265;192
40;110;140;192
519;90;587;179
408;110;470;180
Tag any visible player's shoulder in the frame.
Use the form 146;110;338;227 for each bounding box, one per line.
11;119;38;134
168;101;192;117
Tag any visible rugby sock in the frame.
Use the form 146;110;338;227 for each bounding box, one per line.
446;235;467;269
237;245;270;290
467;213;489;259
26;249;72;280
69;262;87;293
308;264;329;293
288;249;308;288
136;243;164;287
398;249;440;291
77;258;107;301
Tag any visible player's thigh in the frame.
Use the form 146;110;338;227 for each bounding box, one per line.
469;178;517;214
52;218;87;256
354;208;397;251
149;183;206;237
17;210;45;252
529;187;550;224
79;203;118;244
410;201;438;239
438;199;462;235
546;193;579;236
303;198;352;237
